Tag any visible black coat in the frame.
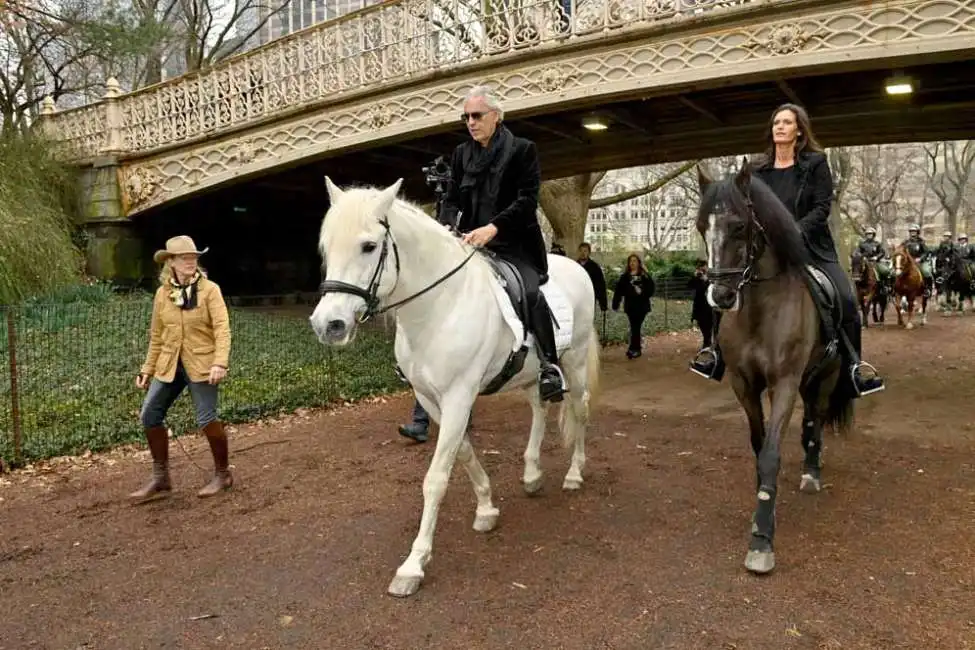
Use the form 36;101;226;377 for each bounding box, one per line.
580;258;608;310
755;151;837;264
439;130;547;275
612;272;655;314
688;274;711;323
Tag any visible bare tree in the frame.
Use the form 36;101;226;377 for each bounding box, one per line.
174;0;292;73
835;144;919;240
924;140;975;235
540;161;697;253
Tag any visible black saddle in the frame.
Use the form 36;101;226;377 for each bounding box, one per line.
804;265;841;341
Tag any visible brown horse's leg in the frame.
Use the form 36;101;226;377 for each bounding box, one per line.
798;382;831;494
745;378;800;575
730;372;766;490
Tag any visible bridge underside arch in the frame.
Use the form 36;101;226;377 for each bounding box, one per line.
117;0;975;217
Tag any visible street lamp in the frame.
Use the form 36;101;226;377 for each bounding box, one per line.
885;74;914;96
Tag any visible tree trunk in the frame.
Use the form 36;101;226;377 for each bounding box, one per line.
538;172;606;254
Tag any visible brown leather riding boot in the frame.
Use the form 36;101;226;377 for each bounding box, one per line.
198;420;233;498
128;426;172;503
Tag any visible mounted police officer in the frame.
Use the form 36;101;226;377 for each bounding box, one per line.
439;85;566;403
901;224;933;297
957;234;975;262
935;231;955;255
854;226;891;293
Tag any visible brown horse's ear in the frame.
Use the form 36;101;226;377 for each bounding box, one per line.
734;156;751;193
697;164;714;193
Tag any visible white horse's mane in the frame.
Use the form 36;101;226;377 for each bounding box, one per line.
319;184;468;262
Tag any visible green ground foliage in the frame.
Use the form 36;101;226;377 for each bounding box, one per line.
0;284;691;466
0;285;399;464
0;136;84;303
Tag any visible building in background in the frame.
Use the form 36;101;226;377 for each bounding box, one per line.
240;0;384;51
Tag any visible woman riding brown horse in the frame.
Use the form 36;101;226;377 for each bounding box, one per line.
690;103;886;576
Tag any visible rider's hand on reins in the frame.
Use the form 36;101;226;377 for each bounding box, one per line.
462;224;498;248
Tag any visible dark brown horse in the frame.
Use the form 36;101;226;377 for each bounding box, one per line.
891;246;927;329
851;255;887;326
697;159;853;576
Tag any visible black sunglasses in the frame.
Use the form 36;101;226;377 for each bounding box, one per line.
461;111;492;123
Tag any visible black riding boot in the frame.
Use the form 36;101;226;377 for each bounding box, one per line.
844;322;885;397
689;311;725;382
531;296;566;402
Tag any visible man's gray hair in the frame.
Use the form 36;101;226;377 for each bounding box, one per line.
464;85;505;120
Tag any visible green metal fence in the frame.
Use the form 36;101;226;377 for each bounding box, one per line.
0;284;692;467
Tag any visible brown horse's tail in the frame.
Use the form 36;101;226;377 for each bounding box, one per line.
826;365;855;436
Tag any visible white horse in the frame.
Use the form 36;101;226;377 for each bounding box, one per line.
309;177;601;598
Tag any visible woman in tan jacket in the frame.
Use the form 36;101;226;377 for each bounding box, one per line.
130;235;233;502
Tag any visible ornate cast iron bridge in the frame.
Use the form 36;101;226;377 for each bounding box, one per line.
38;0;975;218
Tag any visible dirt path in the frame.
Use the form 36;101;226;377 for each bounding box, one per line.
2;316;974;650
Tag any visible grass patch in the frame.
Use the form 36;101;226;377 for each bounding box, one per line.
0;292;398;464
597;300;694;345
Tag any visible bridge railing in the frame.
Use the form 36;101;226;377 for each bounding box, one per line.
41;0;760;161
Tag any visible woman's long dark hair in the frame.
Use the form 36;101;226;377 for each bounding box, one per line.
760;103;824;164
626;253;645;275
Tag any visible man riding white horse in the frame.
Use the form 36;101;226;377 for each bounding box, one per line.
438;85;566;402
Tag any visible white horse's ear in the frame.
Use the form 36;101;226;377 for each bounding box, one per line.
324;176;344;203
375;178;404;215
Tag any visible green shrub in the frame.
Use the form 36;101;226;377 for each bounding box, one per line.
0;135;84;303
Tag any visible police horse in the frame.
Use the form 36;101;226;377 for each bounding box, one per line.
934;246;975;314
310;178;601;597
891;245;928;329
851;253;888;326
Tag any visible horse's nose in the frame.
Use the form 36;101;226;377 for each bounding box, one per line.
326;319;347;339
708;283;738;311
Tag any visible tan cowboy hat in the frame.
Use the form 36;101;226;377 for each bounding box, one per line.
153;235;209;263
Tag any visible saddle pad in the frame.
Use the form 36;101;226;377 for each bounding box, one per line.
489;274;574;354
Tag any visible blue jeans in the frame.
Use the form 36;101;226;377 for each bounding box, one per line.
410;399;472;429
411;399;430;426
140;362;219;429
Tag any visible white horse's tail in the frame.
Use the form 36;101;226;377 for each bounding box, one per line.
559;329;601;449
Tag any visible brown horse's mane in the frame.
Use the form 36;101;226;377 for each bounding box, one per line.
698;171;812;274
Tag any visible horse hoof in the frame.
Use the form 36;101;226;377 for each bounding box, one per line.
387;574;423;598
562;477;583;491
799;474;821;494
473;507;499;532
744;550;776;574
523;476;544;496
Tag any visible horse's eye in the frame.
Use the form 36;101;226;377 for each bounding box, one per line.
361;242;377;254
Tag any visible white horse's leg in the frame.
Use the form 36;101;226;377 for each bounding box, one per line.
559;343;591;491
561;395;587;490
522;390;549;495
388;399;472;598
457;434;499;532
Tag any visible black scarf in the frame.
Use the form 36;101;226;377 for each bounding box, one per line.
459;125;515;229
169;271;201;310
